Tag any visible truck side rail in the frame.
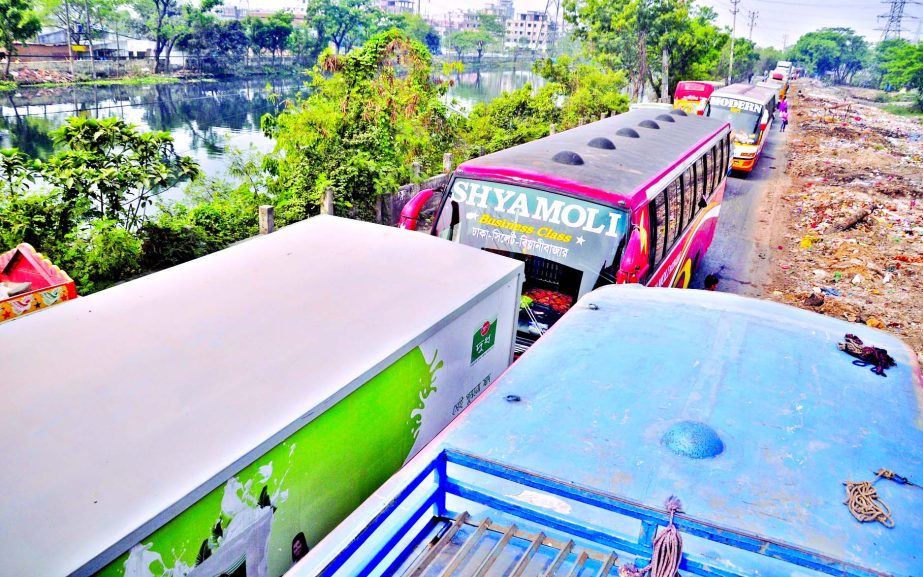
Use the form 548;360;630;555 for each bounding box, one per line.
304;449;890;577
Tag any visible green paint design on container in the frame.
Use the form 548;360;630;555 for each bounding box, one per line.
97;345;441;577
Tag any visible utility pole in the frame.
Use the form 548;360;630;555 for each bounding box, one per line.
83;0;97;79
782;33;788;51
747;10;759;42
63;0;75;79
728;0;741;84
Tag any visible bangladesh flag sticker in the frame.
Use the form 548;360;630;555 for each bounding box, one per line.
471;318;497;364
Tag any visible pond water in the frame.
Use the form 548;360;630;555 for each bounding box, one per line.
0;68;544;202
444;67;546;114
0;76;303;183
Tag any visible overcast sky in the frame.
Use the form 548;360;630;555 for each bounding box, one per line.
416;0;919;49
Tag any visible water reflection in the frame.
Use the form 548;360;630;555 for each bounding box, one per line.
444;68;545;114
0;70;542;200
0;77;303;200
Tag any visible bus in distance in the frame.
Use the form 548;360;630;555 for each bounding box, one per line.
400;109;731;354
673;80;724;115
705;83;776;173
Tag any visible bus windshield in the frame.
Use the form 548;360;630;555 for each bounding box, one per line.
433;178;629;340
707;97;763;144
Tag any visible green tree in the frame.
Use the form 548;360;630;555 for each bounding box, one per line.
304;0;372;54
263;30;459;220
0;0;42;77
374;12;440;54
177;15;248;74
565;0;690;101
132;0;179;73
870;38;909;88
288;23;325;65
464;58;629;155
788;28;868;84
43;116;200;232
245;11;294;64
718;37;759;83
444;30;493;65
756;45;783;76
879;41;923;107
652;4;727;100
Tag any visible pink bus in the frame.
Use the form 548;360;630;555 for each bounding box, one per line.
401;108;732;353
673;80;724;115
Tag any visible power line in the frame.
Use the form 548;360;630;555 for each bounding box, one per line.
877;0;920;41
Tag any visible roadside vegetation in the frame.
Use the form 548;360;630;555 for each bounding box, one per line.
2;0;921;296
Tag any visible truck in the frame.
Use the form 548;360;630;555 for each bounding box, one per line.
0;215;524;577
286;285;923;577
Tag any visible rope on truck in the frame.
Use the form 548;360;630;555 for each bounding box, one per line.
619;497;684;577
843;468;919;528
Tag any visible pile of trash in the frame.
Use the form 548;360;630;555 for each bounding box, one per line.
764;82;923;355
9;68;74;84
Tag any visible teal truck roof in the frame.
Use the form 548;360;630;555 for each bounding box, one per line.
288;286;923;577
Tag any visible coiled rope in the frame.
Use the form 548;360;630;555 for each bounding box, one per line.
619;497;684;577
843;469;911;528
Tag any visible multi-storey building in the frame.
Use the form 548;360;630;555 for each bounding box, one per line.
505;11;555;51
378;0;415;14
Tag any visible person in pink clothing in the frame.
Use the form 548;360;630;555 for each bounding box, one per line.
780;108;789;132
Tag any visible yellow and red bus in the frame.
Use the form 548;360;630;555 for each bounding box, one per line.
673;80;724;115
705;83;776;173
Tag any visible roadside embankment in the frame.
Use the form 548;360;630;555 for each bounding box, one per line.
760;81;923;356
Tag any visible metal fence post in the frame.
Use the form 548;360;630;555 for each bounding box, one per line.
259;205;274;234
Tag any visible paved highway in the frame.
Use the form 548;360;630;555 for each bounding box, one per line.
691;124;789;295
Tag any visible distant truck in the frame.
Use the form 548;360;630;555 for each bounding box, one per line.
1;216;525;577
773;60;793;82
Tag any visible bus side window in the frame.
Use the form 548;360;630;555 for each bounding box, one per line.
716;144;724;185
725;135;732;172
651;191;667;269
705;148;715;196
695;157;706;203
682;167;696;229
666;178;682;244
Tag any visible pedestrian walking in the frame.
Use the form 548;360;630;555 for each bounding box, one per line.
780;109;789;132
704;274;719;291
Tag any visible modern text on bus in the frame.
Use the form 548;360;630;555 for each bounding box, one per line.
400;109;731;354
705;83;777;173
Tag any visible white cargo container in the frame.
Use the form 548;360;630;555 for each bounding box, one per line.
0;215;524;577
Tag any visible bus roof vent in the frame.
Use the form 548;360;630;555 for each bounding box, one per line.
616;127;640;139
670;109;688;117
655;114;676;123
587;137;616;150
638;119;661;129
552;150;585;165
